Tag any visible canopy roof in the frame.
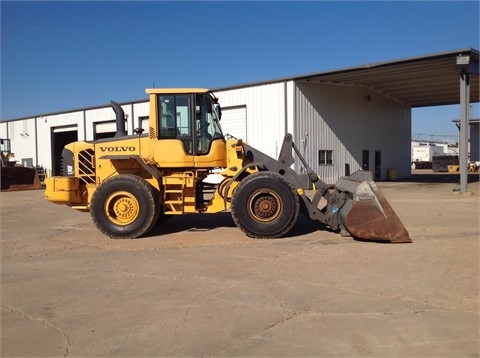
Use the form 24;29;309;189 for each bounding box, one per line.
294;48;479;108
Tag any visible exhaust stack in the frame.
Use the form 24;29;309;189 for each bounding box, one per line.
111;101;127;138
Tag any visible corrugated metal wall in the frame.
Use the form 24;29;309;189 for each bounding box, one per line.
220;106;247;140
36;111;85;170
132;102;150;133
84;102;150;139
2;117;37;167
1;82;411;179
3;101;151;172
0;122;8;138
215;82;289;159
294;81;411;183
86;106;124;139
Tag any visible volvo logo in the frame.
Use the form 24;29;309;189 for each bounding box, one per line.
98;146;136;152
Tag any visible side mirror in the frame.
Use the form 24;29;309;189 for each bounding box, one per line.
215;104;222;120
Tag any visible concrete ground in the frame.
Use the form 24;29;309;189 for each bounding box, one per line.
1;175;479;357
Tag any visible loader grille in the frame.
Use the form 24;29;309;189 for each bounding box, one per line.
77;148;95;184
59;148;74;176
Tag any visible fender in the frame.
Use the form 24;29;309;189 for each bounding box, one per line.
221;162;265;210
98;154;161;182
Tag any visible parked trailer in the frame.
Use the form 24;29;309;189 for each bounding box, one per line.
411;145;444;169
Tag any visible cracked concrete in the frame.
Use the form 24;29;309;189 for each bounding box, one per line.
1;179;479;357
1;303;71;357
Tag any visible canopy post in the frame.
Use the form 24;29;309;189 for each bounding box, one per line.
456;54;479;193
458;71;470;193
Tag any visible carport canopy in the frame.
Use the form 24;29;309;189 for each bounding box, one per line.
294;48;479;108
292;47;479;193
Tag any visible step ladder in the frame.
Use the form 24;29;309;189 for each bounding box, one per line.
163;172;196;214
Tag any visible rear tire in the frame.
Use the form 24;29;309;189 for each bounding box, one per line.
90;174;160;239
231;172;299;238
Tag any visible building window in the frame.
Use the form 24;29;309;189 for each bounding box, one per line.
319;150;333;165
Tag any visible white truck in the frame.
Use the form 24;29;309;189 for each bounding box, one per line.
411;145;444;169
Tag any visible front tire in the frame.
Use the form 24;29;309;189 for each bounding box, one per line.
90;174;159;239
231;172;299;238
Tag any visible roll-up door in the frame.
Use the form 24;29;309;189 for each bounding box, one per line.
51;126;78;176
220;105;247;141
94;120;117;139
53;125;77;133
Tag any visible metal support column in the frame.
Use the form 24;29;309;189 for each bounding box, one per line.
456;53;478;193
459;71;470;193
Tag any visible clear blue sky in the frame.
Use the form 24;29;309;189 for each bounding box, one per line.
1;1;479;142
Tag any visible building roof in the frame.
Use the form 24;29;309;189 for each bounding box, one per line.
215;48;480;108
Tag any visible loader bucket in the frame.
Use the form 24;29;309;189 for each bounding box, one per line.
336;171;411;243
1;167;42;191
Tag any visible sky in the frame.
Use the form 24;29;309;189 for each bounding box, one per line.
1;1;479;142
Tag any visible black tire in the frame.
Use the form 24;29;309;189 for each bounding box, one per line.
231;172;299;238
90;174;160;239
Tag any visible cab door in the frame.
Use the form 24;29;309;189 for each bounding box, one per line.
193;94;226;168
152;92;225;168
153;94;195;167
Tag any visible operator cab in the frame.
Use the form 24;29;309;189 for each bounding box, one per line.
147;88;226;168
150;89;224;155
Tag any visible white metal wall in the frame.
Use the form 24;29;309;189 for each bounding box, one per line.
215;82;293;159
3;118;37;167
86;105;129;140
0;122;8;138
295;82;411;183
220;106;247;140
132;102;150;133
2;81;411;180
36;111;85;171
85;102;151;138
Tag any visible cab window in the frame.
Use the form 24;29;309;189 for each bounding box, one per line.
158;95;193;153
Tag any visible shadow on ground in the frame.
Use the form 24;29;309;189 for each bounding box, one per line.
147;212;235;237
396;171;479;184
145;213;324;239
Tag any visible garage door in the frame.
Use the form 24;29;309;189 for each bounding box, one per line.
220;105;247;141
95;120;117;134
95;120;124;139
53;125;77;133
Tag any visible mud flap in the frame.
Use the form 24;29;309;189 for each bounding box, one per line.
336;171;411;243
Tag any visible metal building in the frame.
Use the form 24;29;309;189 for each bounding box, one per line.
1;48;478;184
215;80;409;184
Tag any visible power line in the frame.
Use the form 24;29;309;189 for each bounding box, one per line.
413;133;458;139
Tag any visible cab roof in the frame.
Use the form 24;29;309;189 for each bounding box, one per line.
145;88;210;95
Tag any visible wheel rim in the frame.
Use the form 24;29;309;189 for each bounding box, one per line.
247;189;282;223
104;191;140;226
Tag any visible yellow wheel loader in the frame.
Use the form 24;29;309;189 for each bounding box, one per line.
44;88;410;243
